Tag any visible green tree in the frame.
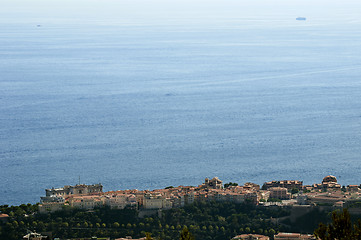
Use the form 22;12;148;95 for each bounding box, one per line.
145;232;153;240
37;221;45;231
268;228;275;237
291;188;299;194
12;221;19;229
32;221;38;228
180;226;194;240
61;222;69;228
314;208;358;240
224;182;238;188
82;221;88;228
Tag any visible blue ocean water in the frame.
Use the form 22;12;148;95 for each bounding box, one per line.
1;2;361;205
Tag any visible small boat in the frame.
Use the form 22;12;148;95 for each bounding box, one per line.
296;17;306;21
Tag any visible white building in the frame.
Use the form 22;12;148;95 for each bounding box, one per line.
105;194;137;209
70;196;104;210
143;193;172;210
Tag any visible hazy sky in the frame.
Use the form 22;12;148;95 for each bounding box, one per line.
1;0;361;25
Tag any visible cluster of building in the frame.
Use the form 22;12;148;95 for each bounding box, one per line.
232;232;316;240
23;232;316;240
25;175;361;240
39;175;361;214
39;177;260;213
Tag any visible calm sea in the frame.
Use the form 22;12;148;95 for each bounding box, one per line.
1;0;361;205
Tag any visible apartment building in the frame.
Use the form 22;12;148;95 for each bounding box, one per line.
263;180;303;191
104;194;137;209
269;187;291;200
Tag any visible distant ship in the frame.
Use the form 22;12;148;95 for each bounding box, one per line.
296;17;306;21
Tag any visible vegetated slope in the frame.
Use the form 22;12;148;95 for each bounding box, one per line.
0;202;290;240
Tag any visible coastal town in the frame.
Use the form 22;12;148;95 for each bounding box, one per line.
3;175;361;240
13;175;358;240
39;175;361;214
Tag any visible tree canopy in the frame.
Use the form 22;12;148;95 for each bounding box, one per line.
314;208;361;240
180;226;194;240
0;201;287;240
